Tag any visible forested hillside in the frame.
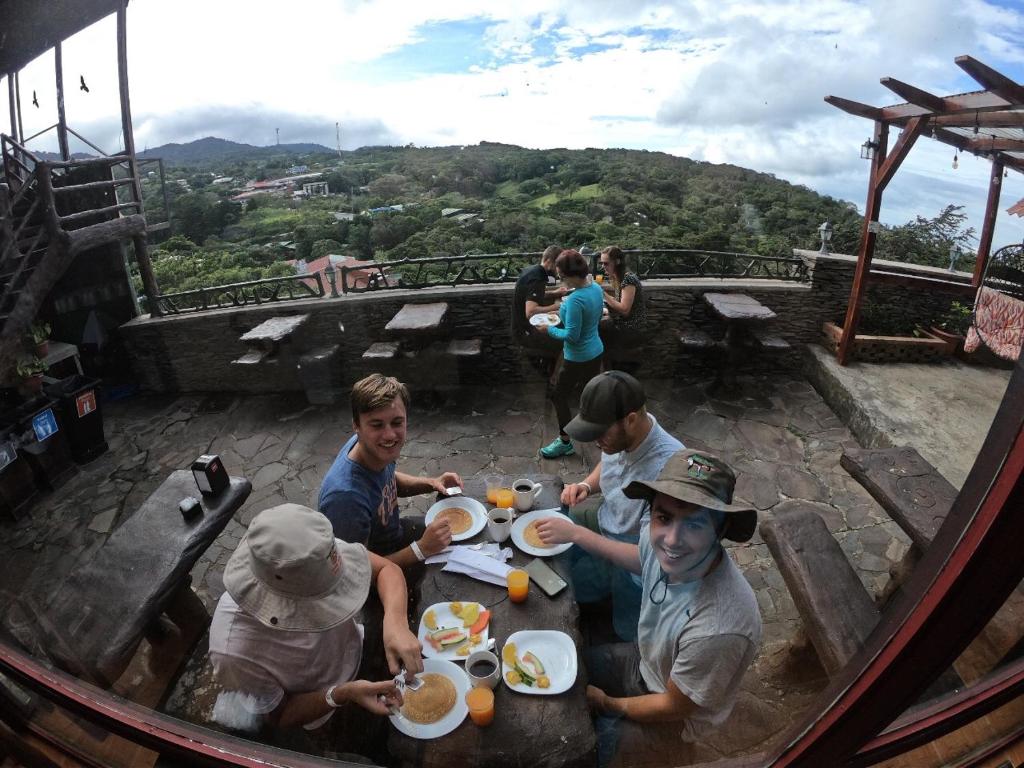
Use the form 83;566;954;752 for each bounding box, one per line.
139;141;973;297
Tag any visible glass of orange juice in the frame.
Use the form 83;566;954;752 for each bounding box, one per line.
485;474;502;505
595;274;604;284
507;568;529;603
495;487;515;509
466;686;494;726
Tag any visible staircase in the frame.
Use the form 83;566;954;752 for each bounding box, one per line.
0;134;157;382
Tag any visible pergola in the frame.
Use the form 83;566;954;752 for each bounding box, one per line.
827;54;1024;365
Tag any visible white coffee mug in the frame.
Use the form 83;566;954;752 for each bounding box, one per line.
487;508;513;543
512;478;542;512
466;650;501;689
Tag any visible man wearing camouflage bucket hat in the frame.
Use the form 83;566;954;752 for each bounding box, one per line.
535;448;762;753
208;503;422;741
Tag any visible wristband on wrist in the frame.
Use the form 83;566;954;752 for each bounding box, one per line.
410;540;426;561
325;684;342;708
578;481;592;494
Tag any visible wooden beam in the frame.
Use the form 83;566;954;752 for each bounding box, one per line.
956;55;1024;106
932;110;1024;129
974;158;1004;287
999;154;1024;175
54;42;70;162
876;116;927;191
116;0;161;316
960;136;1024;153
838;121;889;365
825;95;883;121
881;77;947;114
880;91;1010;121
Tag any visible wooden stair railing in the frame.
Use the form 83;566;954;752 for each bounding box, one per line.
0;136;159;382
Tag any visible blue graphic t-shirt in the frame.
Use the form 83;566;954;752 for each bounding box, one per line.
318;434;401;554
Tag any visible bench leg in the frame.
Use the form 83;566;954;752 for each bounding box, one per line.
164;579;211;632
878;545;923;608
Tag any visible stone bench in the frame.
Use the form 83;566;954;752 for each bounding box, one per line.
840;447;956;551
761;505;879;676
10;470;250;689
679;329;717;351
752;329;791;351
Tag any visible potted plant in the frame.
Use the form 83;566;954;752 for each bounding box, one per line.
16;356;48;393
929;301;972;355
30;322;51;357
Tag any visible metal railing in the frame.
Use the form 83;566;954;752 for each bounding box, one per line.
154;272;326;315
339;248;809;293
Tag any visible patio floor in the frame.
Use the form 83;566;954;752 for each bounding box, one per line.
0;349;1014;766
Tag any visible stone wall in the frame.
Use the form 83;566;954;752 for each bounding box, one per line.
118;250;967;395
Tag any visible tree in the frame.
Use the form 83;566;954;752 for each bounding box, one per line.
876;205;977;269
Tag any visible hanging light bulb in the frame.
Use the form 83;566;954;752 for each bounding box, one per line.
952;152;959;170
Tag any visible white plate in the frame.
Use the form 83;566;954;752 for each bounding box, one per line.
529;312;561;327
425;497;487;541
501;630;577;695
389;657;469;739
418;601;490;660
510;509;573;557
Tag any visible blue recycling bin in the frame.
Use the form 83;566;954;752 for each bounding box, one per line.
8;396;76;490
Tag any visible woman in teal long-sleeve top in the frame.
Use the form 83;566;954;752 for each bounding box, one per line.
537;249;604;458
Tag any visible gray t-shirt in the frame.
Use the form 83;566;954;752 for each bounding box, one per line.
637;525;762;742
598;415;683;537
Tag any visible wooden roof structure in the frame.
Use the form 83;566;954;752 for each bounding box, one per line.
0;0;123;75
827;55;1024;365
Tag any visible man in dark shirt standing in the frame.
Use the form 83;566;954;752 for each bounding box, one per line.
513;245;565;361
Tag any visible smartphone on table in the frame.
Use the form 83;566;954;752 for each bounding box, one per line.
524;557;568;597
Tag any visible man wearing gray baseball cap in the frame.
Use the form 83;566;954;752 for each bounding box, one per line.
535;449;761;759
558;371;683;641
208;503;422;754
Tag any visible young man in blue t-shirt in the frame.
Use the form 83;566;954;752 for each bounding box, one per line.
318;374;463;569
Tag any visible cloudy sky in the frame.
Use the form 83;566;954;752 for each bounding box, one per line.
7;0;1024;247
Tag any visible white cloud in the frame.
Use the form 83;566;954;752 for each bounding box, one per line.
4;0;1024;242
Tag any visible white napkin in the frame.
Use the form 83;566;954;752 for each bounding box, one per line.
424;543;512;566
442;547;515;586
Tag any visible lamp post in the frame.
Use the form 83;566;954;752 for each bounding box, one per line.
948;244;958;273
819;220;833;255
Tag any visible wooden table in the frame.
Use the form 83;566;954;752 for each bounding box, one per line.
703;292;777;393
41;470;251;686
388;474;597;768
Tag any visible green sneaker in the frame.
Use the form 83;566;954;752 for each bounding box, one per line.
540;437;575;459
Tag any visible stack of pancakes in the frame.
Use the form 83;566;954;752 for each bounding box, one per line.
401;673;457;724
435;507;473;535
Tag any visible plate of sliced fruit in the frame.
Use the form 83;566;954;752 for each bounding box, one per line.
418;601;492;661
501;630;576;695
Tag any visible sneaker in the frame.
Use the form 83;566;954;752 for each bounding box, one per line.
540;437;575;459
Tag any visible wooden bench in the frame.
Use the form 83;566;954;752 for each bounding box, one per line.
12;470;250;689
762;505;879;676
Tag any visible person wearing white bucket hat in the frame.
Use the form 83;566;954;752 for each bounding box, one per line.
208;503;422;735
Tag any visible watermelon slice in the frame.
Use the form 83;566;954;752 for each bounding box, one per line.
430;627;468;649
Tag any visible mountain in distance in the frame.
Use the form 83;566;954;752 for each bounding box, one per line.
137;136;332;164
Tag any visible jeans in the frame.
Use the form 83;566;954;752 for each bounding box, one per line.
552;355;603;435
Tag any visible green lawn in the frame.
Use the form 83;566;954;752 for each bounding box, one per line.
528;183;602;209
495;180;519;198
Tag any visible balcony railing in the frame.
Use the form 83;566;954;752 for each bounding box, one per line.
154;272;325;315
340;249;809;294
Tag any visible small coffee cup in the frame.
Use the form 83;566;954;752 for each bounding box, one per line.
466;650;501;689
487;508;513;543
512;478;542;512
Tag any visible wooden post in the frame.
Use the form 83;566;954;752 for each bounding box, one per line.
117;0;161;316
973;158;1004;288
35;161;59;241
7;72;17;141
54;43;70;162
838;121;889;365
14;72;24;144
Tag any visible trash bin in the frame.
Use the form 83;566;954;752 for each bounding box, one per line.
44;376;108;464
7;396;76;489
